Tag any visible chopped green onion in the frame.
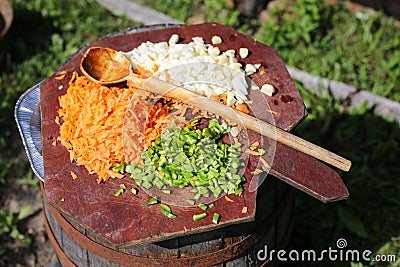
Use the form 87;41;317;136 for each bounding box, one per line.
114;188;124;197
153;178;165;189
161;209;176;219
193;213;208;221
198;203;208;211
232;142;241;149
209;203;215;209
258;148;267;155
235;186;244;195
131;188;138;195
186;199;196;205
146;197;158;206
212;213;220;224
112;162;127;173
162;189;171;194
125;119;247;202
143;182;153;190
159;203;171;213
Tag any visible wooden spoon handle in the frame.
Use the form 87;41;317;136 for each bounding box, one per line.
139;76;352;172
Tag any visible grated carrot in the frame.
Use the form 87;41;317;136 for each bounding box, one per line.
134;65;153;76
71;171;78;180
55;71;67;80
220;92;227;103
58;72;137;183
143;99;177;149
224;195;234;202
251;169;263;175
266;109;278;115
234;103;250;114
250;141;259;148
208;93;250;115
210;95;220;102
245;149;261;156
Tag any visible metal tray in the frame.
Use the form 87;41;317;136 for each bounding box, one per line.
14;83;44;181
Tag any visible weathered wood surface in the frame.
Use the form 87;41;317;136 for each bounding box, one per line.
40;23;307;247
43;177;294;266
40;23;347;250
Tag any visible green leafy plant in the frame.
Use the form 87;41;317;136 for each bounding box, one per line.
0;206;32;246
289;82;400;267
136;0;241;28
1;0;139;258
257;0;400;102
204;0;240;27
14;169;39;191
258;0;338;47
0;162;12;185
135;0;200;22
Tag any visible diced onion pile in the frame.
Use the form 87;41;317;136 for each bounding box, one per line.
122;34;262;107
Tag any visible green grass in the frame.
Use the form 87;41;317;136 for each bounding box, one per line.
134;0;254;31
1;0;399;266
134;0;201;23
0;0;139;257
288;83;400;266
1;0;139;150
256;0;400;102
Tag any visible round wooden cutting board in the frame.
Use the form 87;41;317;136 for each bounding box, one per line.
40;23;307;247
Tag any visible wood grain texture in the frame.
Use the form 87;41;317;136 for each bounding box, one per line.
43;178;294;266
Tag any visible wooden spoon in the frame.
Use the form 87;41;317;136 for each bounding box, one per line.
80;46;352;172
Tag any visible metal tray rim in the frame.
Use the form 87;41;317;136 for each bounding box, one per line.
14;82;44;182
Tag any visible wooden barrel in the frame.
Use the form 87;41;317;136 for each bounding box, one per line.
42;174;294;267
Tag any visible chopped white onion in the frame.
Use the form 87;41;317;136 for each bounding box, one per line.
230;126;239;137
168;34;179;45
260;84;275;96
211;35;222;45
245;64;257;75
124;34;264;106
239;48;249;59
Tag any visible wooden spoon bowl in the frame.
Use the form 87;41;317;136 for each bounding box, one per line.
0;0;13;39
80;47;132;84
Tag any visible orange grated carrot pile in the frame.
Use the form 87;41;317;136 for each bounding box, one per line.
57;68;250;183
57;72;137;183
144;100;177;148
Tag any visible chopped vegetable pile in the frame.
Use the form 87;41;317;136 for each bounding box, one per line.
126;118;245;201
57;73;137;183
123;34;262;108
57;34;274;184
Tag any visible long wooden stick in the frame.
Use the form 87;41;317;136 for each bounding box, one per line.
140;77;352;172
